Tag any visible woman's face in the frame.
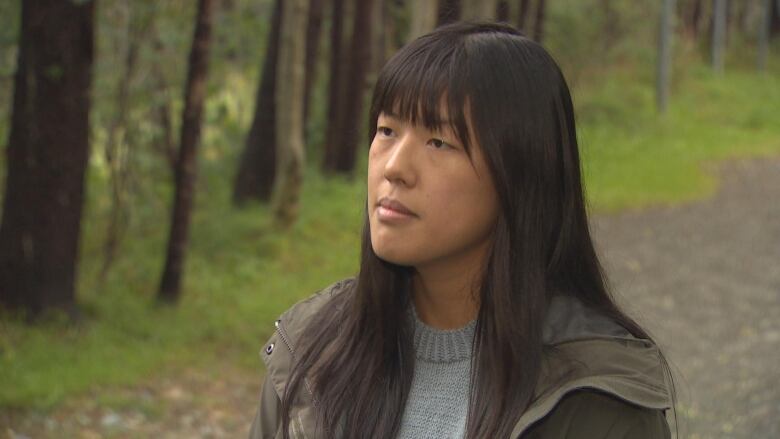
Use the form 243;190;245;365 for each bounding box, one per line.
367;105;500;270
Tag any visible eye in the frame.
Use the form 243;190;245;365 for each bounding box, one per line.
376;126;394;137
428;138;451;150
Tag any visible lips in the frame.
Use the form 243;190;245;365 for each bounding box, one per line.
377;197;416;216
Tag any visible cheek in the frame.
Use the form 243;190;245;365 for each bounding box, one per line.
366;151;382;194
367;143;385;188
422;181;498;242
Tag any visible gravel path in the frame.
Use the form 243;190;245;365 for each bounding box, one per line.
591;157;780;439
3;157;778;439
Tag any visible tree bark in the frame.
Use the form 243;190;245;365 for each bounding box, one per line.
438;0;462;25
517;0;532;33
409;0;439;41
232;0;282;204
712;0;727;74
158;0;215;303
271;0;309;225
322;0;347;172
462;0;498;20
533;0;546;42
496;0;510;22
683;0;703;40
0;0;95;319
327;0;374;174
303;0;326;135
758;0;772;70
371;0;388;75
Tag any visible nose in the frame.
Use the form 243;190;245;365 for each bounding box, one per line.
383;132;417;187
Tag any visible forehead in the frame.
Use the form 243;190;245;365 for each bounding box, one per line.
380;100;453;127
382;95;453;124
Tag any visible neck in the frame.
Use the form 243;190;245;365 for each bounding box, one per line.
411;240;491;330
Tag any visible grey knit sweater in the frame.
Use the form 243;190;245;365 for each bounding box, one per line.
397;305;477;439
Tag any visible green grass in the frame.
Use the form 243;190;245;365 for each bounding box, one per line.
577;62;780;212
1;52;779;410
0;160;366;409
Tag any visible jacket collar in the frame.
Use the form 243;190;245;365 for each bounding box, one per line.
510;294;672;436
262;279;672;437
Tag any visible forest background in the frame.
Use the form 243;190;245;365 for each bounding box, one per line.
0;0;779;436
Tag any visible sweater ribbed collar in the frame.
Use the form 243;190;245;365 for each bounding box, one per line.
408;304;477;363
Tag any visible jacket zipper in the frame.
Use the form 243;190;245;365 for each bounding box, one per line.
274;319;317;404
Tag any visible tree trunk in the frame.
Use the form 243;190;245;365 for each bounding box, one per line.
158;0;215;303
322;0;347;172
533;0;546;42
462;0;498;20
386;0;406;51
303;0;326;135
496;1;510;22
657;0;675;114
517;0;532;33
0;0;95;319
271;0;309;226
232;0;283;204
327;0;374;174
409;0;439;41
438;0;462;25
712;0;727;73
758;0;772;70
683;0;703;40
371;0;392;75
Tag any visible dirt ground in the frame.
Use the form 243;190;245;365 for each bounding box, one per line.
3;157;779;439
2;364;263;439
590;156;780;439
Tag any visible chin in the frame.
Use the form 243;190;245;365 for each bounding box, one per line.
371;243;417;267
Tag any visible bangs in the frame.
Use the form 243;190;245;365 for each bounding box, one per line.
369;34;473;156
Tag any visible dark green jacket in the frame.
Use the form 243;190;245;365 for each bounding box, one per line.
249;278;672;438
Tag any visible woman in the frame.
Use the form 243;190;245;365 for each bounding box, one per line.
250;21;674;439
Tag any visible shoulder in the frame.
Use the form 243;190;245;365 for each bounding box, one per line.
514;294;674;438
522;390;671;439
258;277;355;397
275;276;355;345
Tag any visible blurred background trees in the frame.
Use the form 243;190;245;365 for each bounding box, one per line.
0;0;778;316
0;0;779;417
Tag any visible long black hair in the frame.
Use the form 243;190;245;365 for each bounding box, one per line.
282;21;665;438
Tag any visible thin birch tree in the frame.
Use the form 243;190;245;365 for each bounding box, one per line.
271;0;309;225
158;0;215;303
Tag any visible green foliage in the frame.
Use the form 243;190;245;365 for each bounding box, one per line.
545;0;660;87
0;154;365;408
578;62;780;212
0;0;779;411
